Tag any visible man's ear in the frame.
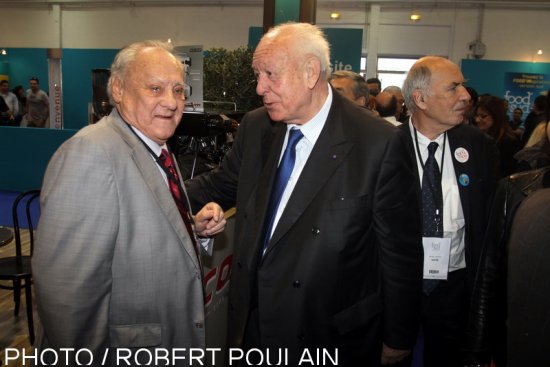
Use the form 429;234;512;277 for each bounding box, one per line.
304;56;322;89
412;89;427;110
111;77;123;104
356;95;367;107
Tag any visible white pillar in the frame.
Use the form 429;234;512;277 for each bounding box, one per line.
366;4;380;78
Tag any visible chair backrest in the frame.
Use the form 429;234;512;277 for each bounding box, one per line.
12;190;41;257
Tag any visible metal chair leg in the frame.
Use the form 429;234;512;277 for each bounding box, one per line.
25;278;35;345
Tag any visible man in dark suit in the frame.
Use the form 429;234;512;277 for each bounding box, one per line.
186;23;423;366
399;56;499;367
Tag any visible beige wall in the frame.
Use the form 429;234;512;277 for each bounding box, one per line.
1;3;549;64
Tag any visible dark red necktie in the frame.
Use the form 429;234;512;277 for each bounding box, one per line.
160;149;199;255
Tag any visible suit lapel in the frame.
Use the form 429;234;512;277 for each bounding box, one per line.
110;112;200;269
263;104;353;258
447;127;472;231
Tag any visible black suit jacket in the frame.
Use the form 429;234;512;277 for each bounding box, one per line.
399;121;499;361
187;90;423;365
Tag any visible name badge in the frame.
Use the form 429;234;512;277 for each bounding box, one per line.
422;237;451;280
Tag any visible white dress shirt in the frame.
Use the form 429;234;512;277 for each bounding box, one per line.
409;121;466;272
268;85;333;239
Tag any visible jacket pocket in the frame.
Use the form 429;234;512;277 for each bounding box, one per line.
109;323;162;348
332;293;382;335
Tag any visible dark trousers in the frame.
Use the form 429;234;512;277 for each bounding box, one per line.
412;268;468;367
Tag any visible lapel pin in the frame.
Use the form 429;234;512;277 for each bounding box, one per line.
455;147;470;163
454;147;469;163
458;173;470;187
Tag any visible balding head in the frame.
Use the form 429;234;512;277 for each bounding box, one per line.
375;91;397;117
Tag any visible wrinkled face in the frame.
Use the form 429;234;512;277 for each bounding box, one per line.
420;63;470;130
252;40;313;124
330;77;358;103
30;80;39;92
0;82;8;94
112;47;185;145
475;107;493;132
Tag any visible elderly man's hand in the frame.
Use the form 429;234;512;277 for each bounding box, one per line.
381;344;411;365
193;202;226;237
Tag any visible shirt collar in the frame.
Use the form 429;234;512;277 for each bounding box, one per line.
129;125;165;156
287;83;332;146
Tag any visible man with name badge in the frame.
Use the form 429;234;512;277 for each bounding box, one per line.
400;56;499;367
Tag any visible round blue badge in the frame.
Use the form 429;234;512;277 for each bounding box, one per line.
459;174;470;186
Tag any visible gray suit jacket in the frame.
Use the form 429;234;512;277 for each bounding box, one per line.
32;109;205;366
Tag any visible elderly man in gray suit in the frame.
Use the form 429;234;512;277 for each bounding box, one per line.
32;40;226;366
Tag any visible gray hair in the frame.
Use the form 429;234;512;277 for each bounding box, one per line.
383;85;402;95
107;40;177;105
263;22;331;80
402;60;433;113
330;70;369;101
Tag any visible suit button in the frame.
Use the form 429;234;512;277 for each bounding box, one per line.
293;280;301;288
311;227;320;236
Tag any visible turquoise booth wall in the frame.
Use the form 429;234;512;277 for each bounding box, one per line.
461;59;550;96
0;127;77;191
4;47;118;130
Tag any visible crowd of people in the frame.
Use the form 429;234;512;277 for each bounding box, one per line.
29;22;549;367
0;77;49;127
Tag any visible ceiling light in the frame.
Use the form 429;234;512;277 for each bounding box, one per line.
330;12;341;20
410;13;422;21
0;49;6;55
537;49;543;55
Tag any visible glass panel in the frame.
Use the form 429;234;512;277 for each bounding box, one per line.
378;72;408;90
377;58;418;72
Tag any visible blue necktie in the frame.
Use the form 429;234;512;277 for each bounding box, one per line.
261;128;304;256
422;142;443;295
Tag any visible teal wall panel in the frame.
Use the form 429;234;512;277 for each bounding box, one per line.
461;59;550;96
3;47;118;130
62;49;118;129
0;127;77;191
249;27;363;73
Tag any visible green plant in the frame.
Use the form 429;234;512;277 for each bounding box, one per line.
203;46;262;113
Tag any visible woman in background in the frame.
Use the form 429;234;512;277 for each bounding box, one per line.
475;95;522;177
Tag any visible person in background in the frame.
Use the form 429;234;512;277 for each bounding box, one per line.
509;107;524;137
367;76;382;96
514;90;550;171
521;94;547;146
33;40;226;366
24;77;49;127
475;95;522;177
400;56;499;367
383;85;408;123
11;85;26;122
186;22;423;366
0;79;19;125
506;187;550;366
462;86;479;125
376;91;400;126
329;70;369;107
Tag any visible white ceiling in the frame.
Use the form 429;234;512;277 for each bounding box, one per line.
1;0;550;8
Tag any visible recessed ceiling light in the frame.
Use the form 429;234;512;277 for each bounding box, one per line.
537;49;543;55
330;12;341;20
410;13;422;21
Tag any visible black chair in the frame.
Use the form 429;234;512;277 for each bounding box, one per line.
0;189;40;345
